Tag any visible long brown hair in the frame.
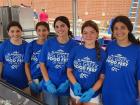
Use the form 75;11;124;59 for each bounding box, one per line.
111;15;140;44
54;16;73;38
81;20;101;61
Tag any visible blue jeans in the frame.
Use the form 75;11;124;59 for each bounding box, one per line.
43;91;70;105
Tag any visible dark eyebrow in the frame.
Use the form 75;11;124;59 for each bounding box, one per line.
61;24;65;26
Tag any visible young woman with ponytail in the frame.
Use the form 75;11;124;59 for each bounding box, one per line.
39;16;78;105
67;20;106;105
102;15;140;105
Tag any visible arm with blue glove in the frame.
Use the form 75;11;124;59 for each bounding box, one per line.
57;80;69;93
80;74;105;103
43;80;57;94
38;79;44;91
73;82;82;96
79;88;95;102
67;68;82;96
29;81;41;95
25;63;41;94
40;63;57;94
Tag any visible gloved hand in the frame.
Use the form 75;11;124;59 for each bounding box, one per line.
73;82;82;96
38;79;44;91
57;80;69;93
29;81;40;95
43;80;57;94
79;88;95;103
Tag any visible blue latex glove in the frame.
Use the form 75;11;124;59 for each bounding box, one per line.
38;79;44;91
73;82;82;96
29;81;40;95
57;80;69;93
44;80;57;94
79;88;95;103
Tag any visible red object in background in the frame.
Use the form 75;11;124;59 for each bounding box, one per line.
39;12;48;22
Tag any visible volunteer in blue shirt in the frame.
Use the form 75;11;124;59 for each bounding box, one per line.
24;22;50;99
0;21;28;92
102;15;140;105
67;20;106;105
39;16;78;105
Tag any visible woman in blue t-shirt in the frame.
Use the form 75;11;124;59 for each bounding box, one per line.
24;22;50;99
39;16;78;105
67;20;106;105
0;21;28;92
102;16;140;105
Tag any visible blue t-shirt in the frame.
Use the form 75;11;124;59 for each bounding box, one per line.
102;41;140;105
24;40;43;79
39;37;79;95
0;39;28;89
67;45;106;97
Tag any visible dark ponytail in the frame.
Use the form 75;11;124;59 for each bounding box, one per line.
68;30;74;38
128;33;140;44
95;40;101;61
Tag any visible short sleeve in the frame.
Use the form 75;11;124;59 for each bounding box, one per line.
24;42;33;63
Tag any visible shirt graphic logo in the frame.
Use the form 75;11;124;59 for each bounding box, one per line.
74;57;98;78
106;54;129;72
5;51;24;69
31;50;41;62
48;49;69;69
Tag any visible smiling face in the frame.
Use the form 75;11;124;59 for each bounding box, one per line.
54;20;69;37
36;25;49;40
8;26;22;40
113;22;129;42
82;26;98;45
